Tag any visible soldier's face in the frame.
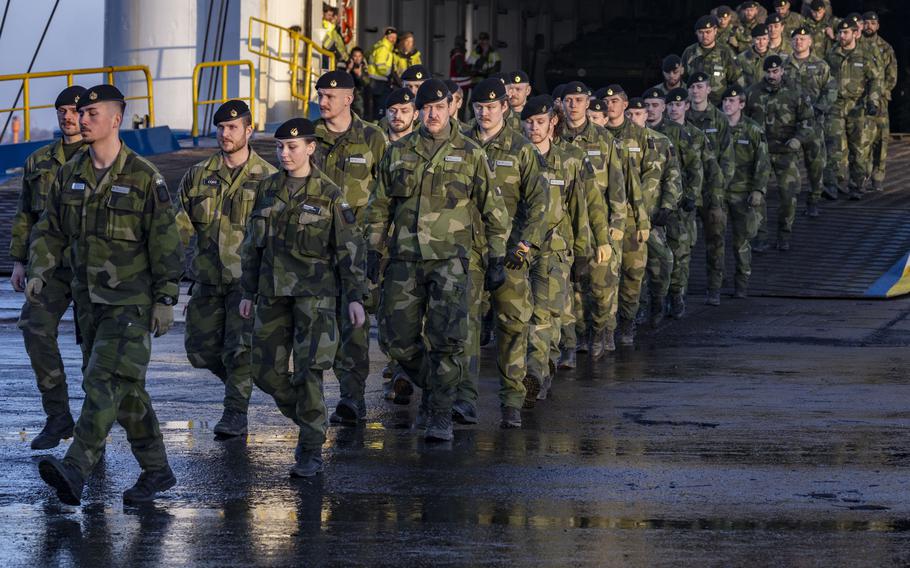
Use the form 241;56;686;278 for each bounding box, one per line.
506;83;531;108
604;95;627;120
766;67;784;84
78;101;122;144
837;28;855;47
317;88;353;120
276;138;316;173
587;110;607;127
563;94;588;124
56;104;80;137
769;22;783;39
216;117;252;154
404;80;424;96
811;8;826;22
644;99;665;124
667;100;688;123
718;14;731;29
386;103;416;134
663;66;684;85
865;20;879;35
626;108;647;128
472;99;507;131
448;91;463;115
792;34;812;53
688;82;709;104
722;96;745;117
754;34;770;52
421;99;451;134
775;3;790;17
743;6;758;21
523;113;554;144
696;27;716;47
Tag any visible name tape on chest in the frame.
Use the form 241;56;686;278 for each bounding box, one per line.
301;203;322;215
444;155;463;163
204;177;219;186
587;150;602;157
853;62;864;68
737;139;750;145
70;182;85;191
549;179;566;186
111;185;130;194
705;128;718;134
495;159;514;167
348;156;367;165
627;146;641;153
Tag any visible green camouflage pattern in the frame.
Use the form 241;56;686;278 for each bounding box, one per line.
727;115;769;288
681;42;743;105
803;15;836;58
867;33;897;184
767;38;794;58
727;194;762;290
779;11;805;38
785;54;836;200
642;128;682;304
527;251;555;384
736;47;771;87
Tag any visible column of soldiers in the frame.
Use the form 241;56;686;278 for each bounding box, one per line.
12;3;896;507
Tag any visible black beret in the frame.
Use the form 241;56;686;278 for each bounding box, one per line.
742;1;759;7
77;84;124;109
809;0;825;9
772;0;789;6
662;54;683;73
689;71;709;84
766;13;783;25
401;64;431;82
751;23;769;37
721;85;743;99
602;84;625;98
562;81;591;96
54;85;86;108
642;88;665;101
521;95;554;120
694;15;718;31
275;117;315;139
415;78;450;109
592;87;608;99
588;99;605;113
716;6;733;17
627;97;645;110
846;13;862;25
791;26;811;38
470;77;507;104
507;70;530;85
315;70;354;89
443;79;460;95
552;84;567;99
385;87;415;108
763;55;784;71
666;87;689;103
863;11;878;22
213;99;251;125
834;20;852;32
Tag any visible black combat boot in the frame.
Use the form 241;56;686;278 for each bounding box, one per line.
575;330;590;354
805;201;819;218
425;412;454;442
500;406;522;429
669;294;686;319
31;412;75;450
705;289;721;306
557;348;576;369
590;328;606;360
290;451;324;478
329;398;364;426
123;466;177;503
617;318;636;346
392;370;414;405
452;399;478;425
522;376;540;409
650;295;666;327
213;409;248;438
38;456;84;506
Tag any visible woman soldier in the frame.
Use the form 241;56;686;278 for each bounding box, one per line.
239;118;366;478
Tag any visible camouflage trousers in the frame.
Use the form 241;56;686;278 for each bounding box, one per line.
527;250;560;384
18;267;74;418
382;258;468;415
459;248;485;404
825;112;873;190
758;151;801;245
645;226;674;301
870;110;890;184
726;194;761;290
185;281;252;413
618;222;648;323
64;289;168;478
333;291;370;409
576;241;621;339
549;254;572;363
487;260;532;409
667;208;698;296
698;204;727;292
251;295;338;452
800;123;828;203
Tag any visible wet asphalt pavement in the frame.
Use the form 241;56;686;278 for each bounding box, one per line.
1;285;910;567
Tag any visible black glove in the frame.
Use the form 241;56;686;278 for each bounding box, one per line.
366;250;382;285
504;241;531;270
681;196;697;212
652;207;672;227
570;256;591;286
484;256;506;291
866;101;879;116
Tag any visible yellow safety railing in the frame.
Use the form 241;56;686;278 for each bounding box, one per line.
192;60;256;137
247;16;336;115
0;65;154;142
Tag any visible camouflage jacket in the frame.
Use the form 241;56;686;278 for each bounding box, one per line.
175;149;276;286
803;15;835;58
10;139;84;263
681;42;742;104
687;104;734;194
726;115;770;195
737;47;771;87
767;37;793;59
779;11;805;38
240;168;365;302
785;54;837;116
867;34;897;101
29;143;183;306
647;81;687;98
745;78;814;152
313;114;388;216
465;122;548;250
603;119;654;232
653;118;704;208
644;128;682;217
826;44;883;117
537;140;591;256
551;137;610;251
718;24;749;52
559;119;627;234
366;124;510;261
505;110;523;134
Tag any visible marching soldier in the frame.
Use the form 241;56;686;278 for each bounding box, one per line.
804;0;836;58
862;12;897;192
737;24;771;87
766;14;793;58
681;15;742;106
31;84;183;505
773;0;804;38
401;64;430;95
175;100;276;439
587;99;607;127
649;55;687;96
381;88;417;142
505;70;532;132
11;85;85;450
239;118;366;477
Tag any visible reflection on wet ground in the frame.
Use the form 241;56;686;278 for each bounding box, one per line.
2;296;910;566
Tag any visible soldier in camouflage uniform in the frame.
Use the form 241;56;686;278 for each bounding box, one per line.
649;55;687;97
381;88;417;142
804;0;836;58
175;100;276;439
862;12;897;192
240;118;366;477
559;81;627;359
30;85;183;505
653;88;705;318
367;79;510;439
737;24;771;87
461;77;547;427
10;86;85;450
745;56;814;251
773;0;804;38
721;86;770;297
602;86;654;345
687;72;731;306
310;71;387;424
786;26;837;214
825;20;883;200
505;70;531;133
681;15;742;106
626;97;681;326
521;95;595;402
766;14;793;58
738;1;764;38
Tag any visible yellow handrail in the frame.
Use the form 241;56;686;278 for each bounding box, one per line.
247;16;336;115
191;60;256;137
0;65;154;142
